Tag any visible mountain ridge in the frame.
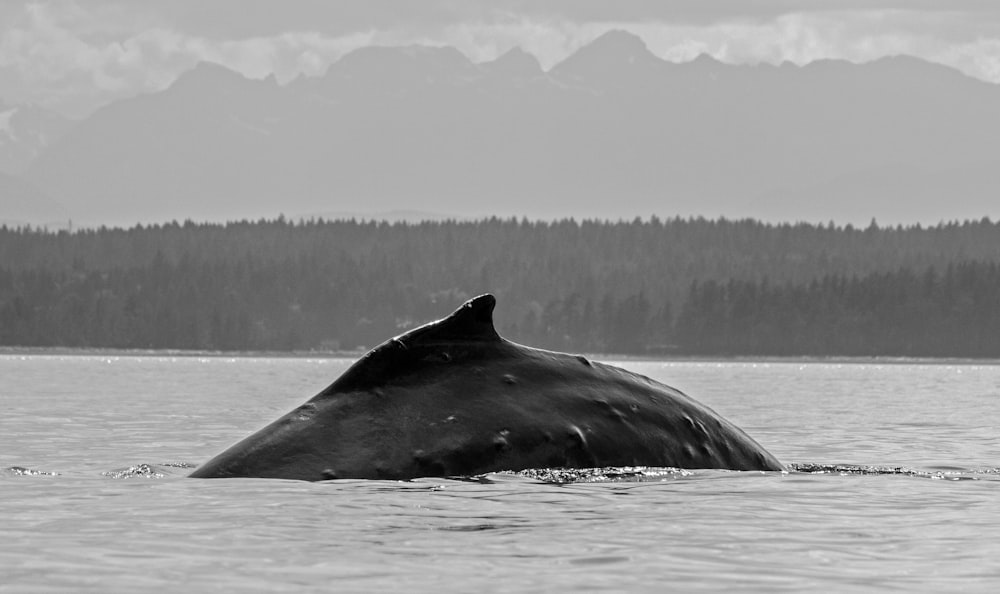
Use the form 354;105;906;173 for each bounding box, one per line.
18;30;1000;227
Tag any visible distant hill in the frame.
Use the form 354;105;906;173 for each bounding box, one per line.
0;171;68;228
23;31;1000;227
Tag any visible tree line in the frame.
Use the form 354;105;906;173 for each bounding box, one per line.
2;216;1000;356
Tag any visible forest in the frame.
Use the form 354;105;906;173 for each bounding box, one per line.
2;216;1000;357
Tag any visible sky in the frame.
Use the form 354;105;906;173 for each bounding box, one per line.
2;0;1000;117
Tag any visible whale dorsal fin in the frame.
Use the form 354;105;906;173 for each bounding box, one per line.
401;294;501;345
319;294;502;396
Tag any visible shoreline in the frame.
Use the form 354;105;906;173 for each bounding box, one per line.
2;345;999;366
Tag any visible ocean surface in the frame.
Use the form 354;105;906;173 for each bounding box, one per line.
1;354;998;592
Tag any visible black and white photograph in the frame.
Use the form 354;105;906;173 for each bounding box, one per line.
2;1;999;591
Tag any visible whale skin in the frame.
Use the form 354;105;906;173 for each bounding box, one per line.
190;294;783;480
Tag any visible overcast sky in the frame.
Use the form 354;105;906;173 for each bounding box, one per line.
3;0;1000;116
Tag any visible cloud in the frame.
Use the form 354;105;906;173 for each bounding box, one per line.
937;37;1000;82
74;0;1000;34
2;1;1000;117
0;2;382;114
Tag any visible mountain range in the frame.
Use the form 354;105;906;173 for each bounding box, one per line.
0;101;73;226
4;30;1000;227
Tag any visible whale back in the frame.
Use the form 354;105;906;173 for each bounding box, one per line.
190;294;784;480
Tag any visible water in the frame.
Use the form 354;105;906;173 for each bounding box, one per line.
2;354;998;592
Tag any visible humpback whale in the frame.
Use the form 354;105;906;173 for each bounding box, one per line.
190;294;783;480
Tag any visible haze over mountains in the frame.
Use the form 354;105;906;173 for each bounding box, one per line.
4;30;1000;228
